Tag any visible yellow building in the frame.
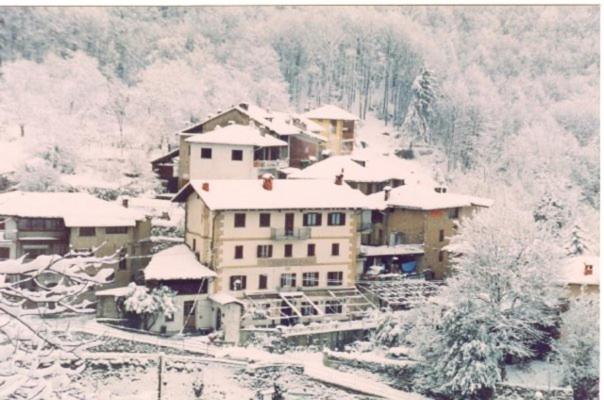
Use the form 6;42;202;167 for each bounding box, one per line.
364;185;492;280
302;104;360;155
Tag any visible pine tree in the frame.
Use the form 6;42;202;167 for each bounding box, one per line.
401;68;437;145
565;223;590;256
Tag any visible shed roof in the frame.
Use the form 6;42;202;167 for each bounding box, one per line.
144;244;216;281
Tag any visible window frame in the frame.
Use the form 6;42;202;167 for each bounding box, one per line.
331;243;340;256
106;226;128;235
307;243;316;257
259;213;271;228
258;274;268;290
234;213;246;228
302;272;319;287
284;244;293;258
328;212;346;226
439;229;445;242
303;212;322;227
79;227;96;237
234;245;244;260
231;149;243;161
201;147;212;159
230;275;247;291
256;244;273;258
327;271;343;286
280;273;296;288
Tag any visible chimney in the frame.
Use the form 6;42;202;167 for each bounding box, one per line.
262;174;273;191
239;102;249;111
384;186;392;201
335;168;344;185
584;263;593;276
202;182;210;192
122;197;129;208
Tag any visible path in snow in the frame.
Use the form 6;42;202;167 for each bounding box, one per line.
79;320;427;400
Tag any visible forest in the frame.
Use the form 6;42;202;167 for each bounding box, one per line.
0;6;599;245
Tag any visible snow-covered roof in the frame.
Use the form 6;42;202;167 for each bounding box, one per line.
360;244;424;256
368;185;493;211
115;196;184;228
96;285;137;297
560;256;599;286
303;104;359;121
209;292;244;305
185;124;287;147
289;154;435;186
0;191;145;227
144;244;216;281
173;179;369;211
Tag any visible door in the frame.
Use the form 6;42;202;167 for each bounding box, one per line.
284;213;294;236
183;301;196;331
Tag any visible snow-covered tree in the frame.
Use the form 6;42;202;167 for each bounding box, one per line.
565;223;591;257
0;251;119;399
533;190;573;238
401;68;437;144
556;294;599;400
409;206;563;399
14;158;62;192
123;283;176;330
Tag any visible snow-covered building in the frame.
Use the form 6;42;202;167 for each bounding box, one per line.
0;191;152;287
302;104;359;155
185;124;288;180
289;154;436;194
175;102;326;189
363;185;493;279
170;176;375;335
559;255;599;296
150;148;179;193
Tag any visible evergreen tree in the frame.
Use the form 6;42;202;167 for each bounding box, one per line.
401;68;437;144
565;223;591;256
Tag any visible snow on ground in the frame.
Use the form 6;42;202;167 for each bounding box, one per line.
0;140;25;174
505;360;565;390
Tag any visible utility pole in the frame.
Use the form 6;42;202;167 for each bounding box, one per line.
157;353;164;400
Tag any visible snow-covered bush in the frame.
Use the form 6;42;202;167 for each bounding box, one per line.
123;283;176;330
556;294;599;400
15;158;63;191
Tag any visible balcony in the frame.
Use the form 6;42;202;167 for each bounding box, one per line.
271;227;311;241
253;159;288;169
257;256;317;267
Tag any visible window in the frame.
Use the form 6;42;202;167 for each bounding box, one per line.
231;149;243;161
230;275;247;291
284;244;293;258
106;226;128;234
307;243;316;257
303;272;319;287
327;271;343;286
439;250;446;262
301;302;316;316
448;208;460;219
234;213;246;228
192;238;196;251
79;227;96;237
234;245;244;259
325;300;342;314
0;247;9;259
0;219;5;230
201;147;212;159
280;273;296;287
165;312;174;322
259;213;271;227
257;245;273;258
328;212;346;226
331;243;340;256
303;212;322;227
258;274;268;290
119;258;127;270
439;229;445;242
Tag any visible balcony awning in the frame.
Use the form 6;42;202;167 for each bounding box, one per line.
360;244;424;257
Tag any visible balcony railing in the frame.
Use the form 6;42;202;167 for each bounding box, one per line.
258;256;316;267
253;159;288;169
271;227;311;241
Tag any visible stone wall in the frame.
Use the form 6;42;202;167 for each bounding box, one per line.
494;382;573;400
